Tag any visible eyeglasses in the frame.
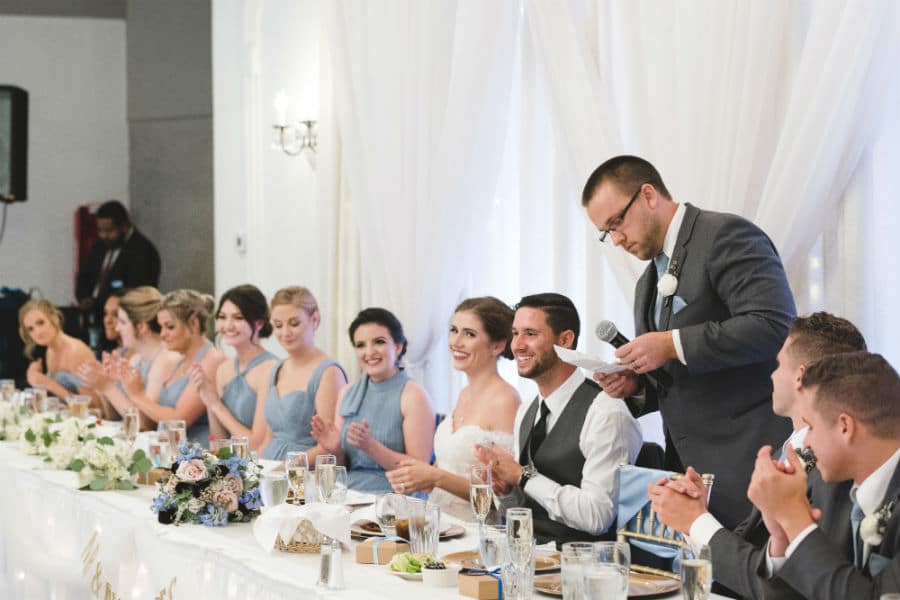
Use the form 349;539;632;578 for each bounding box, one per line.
598;182;649;243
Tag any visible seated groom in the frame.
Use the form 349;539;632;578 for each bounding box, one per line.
475;293;642;545
750;351;900;599
649;312;866;599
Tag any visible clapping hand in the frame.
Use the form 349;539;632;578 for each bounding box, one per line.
474;443;519;496
78;360;112;392
189;364;217;407
346;419;374;451
386;458;436;494
310;415;341;453
648;467;707;533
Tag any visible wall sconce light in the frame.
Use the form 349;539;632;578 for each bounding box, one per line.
272;91;317;163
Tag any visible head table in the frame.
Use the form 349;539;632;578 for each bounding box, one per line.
0;441;729;599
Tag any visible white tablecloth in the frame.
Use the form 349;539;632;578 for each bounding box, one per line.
0;442;728;599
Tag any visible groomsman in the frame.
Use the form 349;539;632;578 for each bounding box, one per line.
649;312;866;599
749;352;900;598
475;293;642;545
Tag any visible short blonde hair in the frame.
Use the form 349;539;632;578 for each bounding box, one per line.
18;298;63;358
159;289;215;334
271;286;319;317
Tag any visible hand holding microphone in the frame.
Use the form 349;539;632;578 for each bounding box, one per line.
595;320;673;391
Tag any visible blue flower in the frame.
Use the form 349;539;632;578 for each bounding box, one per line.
150;493;175;514
225;455;248;477
199;504;229;527
240;488;263;510
176;443;205;463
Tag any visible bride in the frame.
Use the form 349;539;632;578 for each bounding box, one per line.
386;297;520;520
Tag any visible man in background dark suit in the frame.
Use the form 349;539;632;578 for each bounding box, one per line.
582;155;796;529
749;351;900;599
75;200;160;322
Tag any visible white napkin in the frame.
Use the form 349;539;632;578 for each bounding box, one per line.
554;345;627;374
351;503;377;525
345;489;376;506
253;503;352;552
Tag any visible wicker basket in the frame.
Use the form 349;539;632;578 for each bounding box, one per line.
274;519;324;553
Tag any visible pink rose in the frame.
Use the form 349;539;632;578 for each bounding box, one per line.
175;459;209;482
222;474;243;494
212;489;239;512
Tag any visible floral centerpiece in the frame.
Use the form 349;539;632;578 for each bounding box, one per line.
0;401;24;441
151;443;263;527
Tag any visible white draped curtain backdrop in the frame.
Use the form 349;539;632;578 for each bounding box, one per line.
317;0;900;412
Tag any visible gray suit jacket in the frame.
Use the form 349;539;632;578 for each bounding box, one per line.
635;204;795;528
777;463;900;599
711;470;853;599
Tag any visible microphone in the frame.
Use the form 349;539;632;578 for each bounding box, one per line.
594;320;672;391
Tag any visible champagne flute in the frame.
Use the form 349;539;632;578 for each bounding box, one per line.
331;465;348;505
316;454;337;503
679;544;712;600
285;451;309;505
506;507;534;600
122;407;140;445
166;419;187;461
470;464;493;534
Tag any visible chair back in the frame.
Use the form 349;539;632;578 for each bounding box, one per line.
616;464;714;580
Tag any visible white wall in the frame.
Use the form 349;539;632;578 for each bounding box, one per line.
0;16;128;305
213;0;325;356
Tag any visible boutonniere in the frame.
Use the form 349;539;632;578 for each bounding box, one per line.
794;446;817;473
657;257;680;299
860;499;896;547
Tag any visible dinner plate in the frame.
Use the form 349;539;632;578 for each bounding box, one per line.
387;567;423;581
533;572;680;598
442;549;560;572
351;522;466;540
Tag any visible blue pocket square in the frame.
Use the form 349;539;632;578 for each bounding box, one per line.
672;296;687;314
868;552;890;576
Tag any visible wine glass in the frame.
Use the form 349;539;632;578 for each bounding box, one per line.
316;454;337;503
679;544;712;600
122;407;140;445
231;435;250;459
375;493;404;537
506;507;534;599
331;466;348;505
469;465;493;530
285;451;309;505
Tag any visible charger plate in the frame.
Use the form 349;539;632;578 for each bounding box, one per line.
533;572;680;598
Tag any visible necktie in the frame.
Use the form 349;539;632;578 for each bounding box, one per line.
654;253;669;328
529;401;551;458
851;498;865;568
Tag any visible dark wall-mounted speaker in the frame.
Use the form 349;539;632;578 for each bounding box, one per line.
0;85;28;203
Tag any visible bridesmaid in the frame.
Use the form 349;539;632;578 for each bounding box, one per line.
127;289;224;445
193;285;278;444
312;307;434;493
258;286;346;460
19;298;96;399
386;297;519;519
100;290;129;357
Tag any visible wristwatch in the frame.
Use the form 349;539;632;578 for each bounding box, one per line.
518;463;538;488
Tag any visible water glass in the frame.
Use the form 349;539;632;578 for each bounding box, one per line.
122;407;140;444
408;500;441;556
68;395;91;418
259;472;289;508
583;542;630;600
375;493;405;537
33;387;48;411
506;508;534;569
0;379;14;402
285;451;309;504
504;538;535;600
561;541;596;600
166;419;187;459
470;465;493;527
479;524;510;569
231;435;250;459
40;395;61;414
680;544;712;600
149;422;170;467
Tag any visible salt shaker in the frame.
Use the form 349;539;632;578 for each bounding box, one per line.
327;538;344;589
317;538;332;587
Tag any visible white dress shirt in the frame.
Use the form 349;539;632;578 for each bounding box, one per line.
501;368;643;536
659;202;687;364
766;445;900;576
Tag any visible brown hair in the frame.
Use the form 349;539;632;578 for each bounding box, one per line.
801;352;900;439
454;296;514;360
787;312;866;365
120;286;164;333
581;155;671;206
18;298;63;358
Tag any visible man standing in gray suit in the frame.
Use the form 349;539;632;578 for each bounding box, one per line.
748;352;900;598
582;155;796;528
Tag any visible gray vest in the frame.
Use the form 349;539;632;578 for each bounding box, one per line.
518;378;615;545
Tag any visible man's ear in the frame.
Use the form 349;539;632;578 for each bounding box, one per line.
558;329;575;349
